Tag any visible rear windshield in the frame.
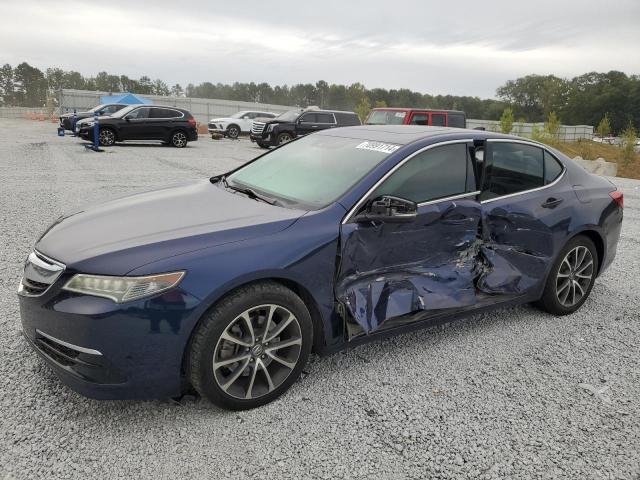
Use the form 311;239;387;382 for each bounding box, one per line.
226;134;400;209
366;110;407;125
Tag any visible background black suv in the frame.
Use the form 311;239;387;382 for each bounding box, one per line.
77;105;198;148
250;108;361;147
59;103;127;131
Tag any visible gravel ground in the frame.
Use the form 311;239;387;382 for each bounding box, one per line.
1;118;639;479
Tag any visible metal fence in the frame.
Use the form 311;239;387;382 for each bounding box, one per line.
58;89;296;124
0;107;48;119
466;118;593;142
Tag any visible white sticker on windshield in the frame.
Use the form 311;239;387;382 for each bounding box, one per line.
394;112;406;118
355;141;401;154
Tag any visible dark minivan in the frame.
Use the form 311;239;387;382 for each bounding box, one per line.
366;108;466;128
77;105;198;148
250;108;361;148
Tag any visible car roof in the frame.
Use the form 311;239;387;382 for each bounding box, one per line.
370;107;466;115
315;125;529;145
311;109;358;115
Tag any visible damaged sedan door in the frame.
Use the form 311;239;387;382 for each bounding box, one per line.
336;141;482;336
476;140;569;297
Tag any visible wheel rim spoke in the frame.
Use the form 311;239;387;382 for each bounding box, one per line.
220;330;252;348
213;353;250;370
264;312;295;342
259;359;275;392
245;362;259;399
266;351;297;370
221;358;251;391
265;337;302;352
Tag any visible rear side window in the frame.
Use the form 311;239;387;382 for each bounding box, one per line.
481;143;544;200
431;114;446;126
448;113;466;128
299;113;316;123
315;113;335;123
125;107;151;119
151;108;183;118
409;113;428;126
544;151;563;184
372;143;472;204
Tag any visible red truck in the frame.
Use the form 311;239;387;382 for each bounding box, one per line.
365;107;466;128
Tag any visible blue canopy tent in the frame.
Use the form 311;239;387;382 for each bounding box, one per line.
99;93;153;105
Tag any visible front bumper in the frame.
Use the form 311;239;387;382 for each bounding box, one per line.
19;277;201;400
249;133;272;144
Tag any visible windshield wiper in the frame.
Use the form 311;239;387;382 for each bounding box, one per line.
221;176;278;205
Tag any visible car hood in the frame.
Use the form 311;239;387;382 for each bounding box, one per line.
209;117;234;123
36;180;306;275
61;111;93;119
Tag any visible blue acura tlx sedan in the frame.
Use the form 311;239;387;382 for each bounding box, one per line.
18;126;623;410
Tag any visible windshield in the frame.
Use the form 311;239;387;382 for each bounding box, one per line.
366;110;407;125
230;111;248;119
88;104;107;112
110;105;136;118
226;134;399;209
275;110;302;122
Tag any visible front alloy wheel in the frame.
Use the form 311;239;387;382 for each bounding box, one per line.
277;132;292;145
226;125;240;139
188;282;313;410
213;305;302;399
98;128;115;146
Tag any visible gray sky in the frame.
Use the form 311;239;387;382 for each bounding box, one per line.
2;0;639;98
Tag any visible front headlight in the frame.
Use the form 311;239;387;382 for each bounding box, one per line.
62;271;185;303
84;121;95;127
265;124;274;132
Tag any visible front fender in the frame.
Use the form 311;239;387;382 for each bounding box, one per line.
126;203;345;354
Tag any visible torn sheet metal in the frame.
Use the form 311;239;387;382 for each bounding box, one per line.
337;199;553;335
337;200;481;334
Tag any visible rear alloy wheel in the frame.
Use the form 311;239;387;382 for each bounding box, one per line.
171;131;188;148
188;282;313;410
98;128;116;146
277;132;293;145
226;125;240;139
536;235;597;315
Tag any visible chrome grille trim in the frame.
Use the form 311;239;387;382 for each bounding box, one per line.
252;121;265;135
18;250;66;297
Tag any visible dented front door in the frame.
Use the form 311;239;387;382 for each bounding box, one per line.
336;141;483;335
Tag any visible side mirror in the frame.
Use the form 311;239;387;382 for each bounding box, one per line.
125;117;130;122
355;195;417;223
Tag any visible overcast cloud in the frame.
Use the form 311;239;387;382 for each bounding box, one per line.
1;0;639;97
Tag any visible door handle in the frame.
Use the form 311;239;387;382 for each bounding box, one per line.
541;197;563;209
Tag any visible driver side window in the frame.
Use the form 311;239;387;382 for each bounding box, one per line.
372;143;476;204
125;108;151;120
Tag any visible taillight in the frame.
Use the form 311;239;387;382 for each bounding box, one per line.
188;118;197;126
609;190;623;208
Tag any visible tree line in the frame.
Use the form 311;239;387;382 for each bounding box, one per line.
1;61;638;133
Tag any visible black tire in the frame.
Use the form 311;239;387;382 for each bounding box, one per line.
277;132;293;145
171;130;188;148
226;124;240;139
256;141;270;149
535;235;598;315
98;127;116;146
188;281;313;410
